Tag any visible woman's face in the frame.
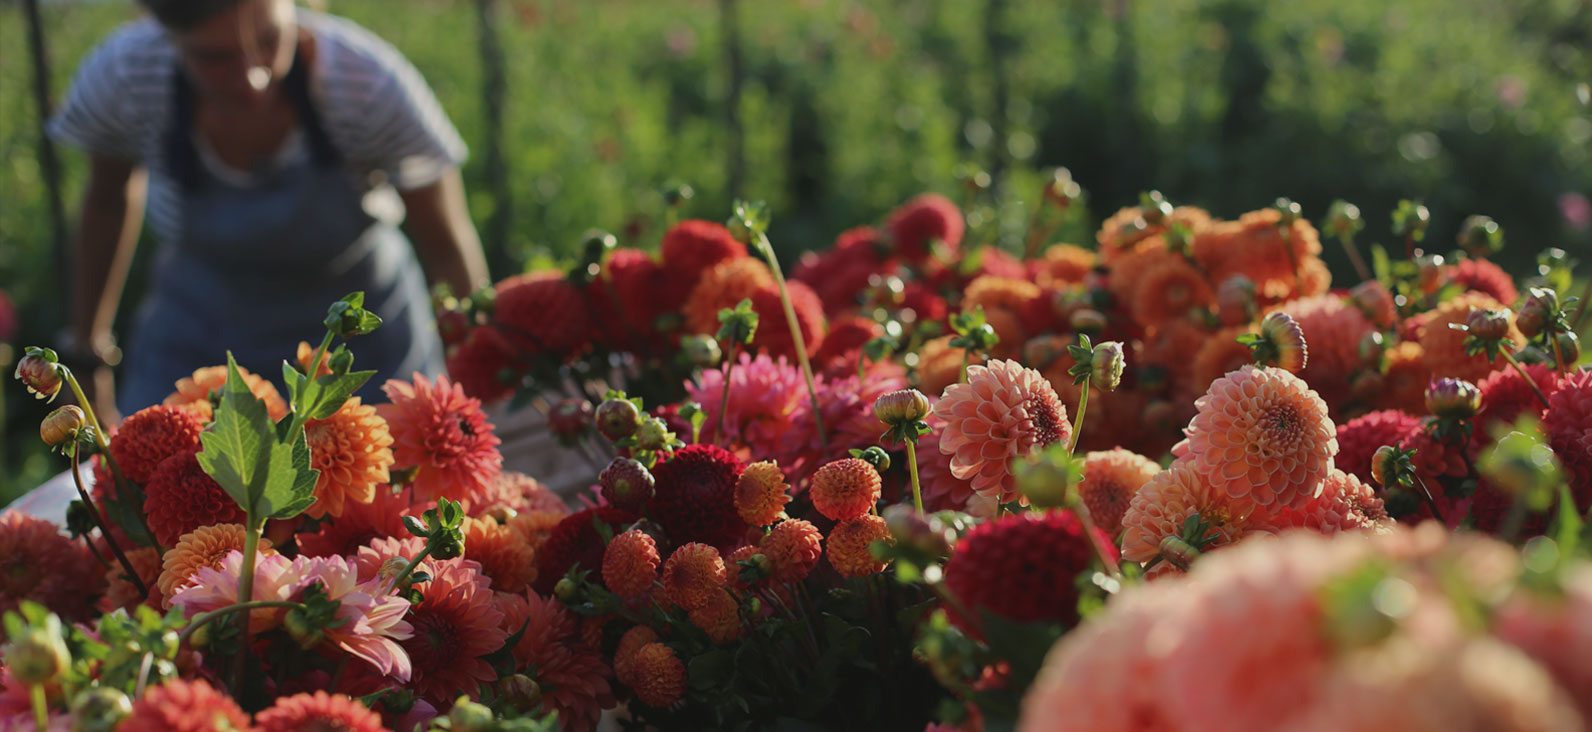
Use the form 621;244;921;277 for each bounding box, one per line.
171;0;297;108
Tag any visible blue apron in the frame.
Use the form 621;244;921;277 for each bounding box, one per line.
118;51;443;414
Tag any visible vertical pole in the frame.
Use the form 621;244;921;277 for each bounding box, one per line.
475;0;512;275
720;0;746;200
23;0;69;305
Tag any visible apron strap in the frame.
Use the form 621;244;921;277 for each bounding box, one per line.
165;40;341;192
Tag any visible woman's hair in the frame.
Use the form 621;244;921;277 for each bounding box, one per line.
137;0;248;31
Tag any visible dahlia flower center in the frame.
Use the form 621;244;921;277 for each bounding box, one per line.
1254;403;1304;457
1026;395;1065;447
408;608;460;664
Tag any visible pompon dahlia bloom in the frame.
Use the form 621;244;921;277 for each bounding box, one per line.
533;507;637;596
734;460;791;527
938;359;1073;504
624;642;687;709
827;514;892;578
109;405;203;485
285;554;414;681
403;560;506;704
1349;280;1399;330
689;588;744;644
171;550;294;632
1379;340;1434;415
101;547;163;612
1273;294;1375;409
761;519;823;583
809;458;883;521
157;523;272;600
589;248;673;353
498;591;616;732
1270;469;1389;534
120;678;250;732
603;529;660;600
661;219;746;286
614;625;661;679
793;226;896;316
648;444;747;550
298;485;419;558
379;374;502;502
1477;363;1560;437
1183;365;1338;513
144;447;246;548
943;510;1108;632
493;271;592;358
446;324;518;403
778;362;908;481
1119;462;1266;570
305;397;395;518
1418;292;1522;383
1131;256;1215;327
1544;370;1592;504
683;257;776;334
886;193;964;261
747;281;827;361
916;417;990;517
1445;257;1519;306
165;363;288;422
255;691;388;732
462;517;536;594
1079;449;1162;535
688;352;805;453
661;543;727;611
0;511;104;626
1035;243;1096;287
1334;409;1424;485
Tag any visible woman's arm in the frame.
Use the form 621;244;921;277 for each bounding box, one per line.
72;154;147;420
398;168;490;296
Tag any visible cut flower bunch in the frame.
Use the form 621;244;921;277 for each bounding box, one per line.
4;180;1592;731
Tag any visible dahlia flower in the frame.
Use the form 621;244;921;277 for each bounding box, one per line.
255;691;388;732
497;591;616;731
402;560;506;704
164;364;288;422
942;510;1107;633
1182;365;1338;512
1079;449;1162;535
304;397;394;518
119;679;250;732
108;405;202;485
0;511;104;627
938;359;1073;505
284;554;415;681
379;373;502;502
170;550;295;633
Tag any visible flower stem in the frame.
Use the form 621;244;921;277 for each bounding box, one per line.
1413;475;1448;527
1067;378;1089;456
1501;350;1552;410
959;351;969;385
62;367;160;551
904;440;924;515
1549;334;1572;376
715;347;736;448
1339;234;1371;282
179;600;304;644
758;233;826;450
30;684;47;730
69;442;146;599
230;522;263;691
387;542;435;594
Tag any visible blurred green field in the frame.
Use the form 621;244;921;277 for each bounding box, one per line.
2;0;1590;501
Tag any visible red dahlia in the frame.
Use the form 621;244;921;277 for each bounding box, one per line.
748;282;827;361
661;219;746;304
1544;370;1592;508
942;510;1110;635
1333;410;1424;486
1476;362;1560;438
493;272;592;359
588;249;674;354
887;193;964;262
533;506;639;595
648;444;748;550
109;405;204;486
792;226;897;316
144;447;246;548
446;325;519;404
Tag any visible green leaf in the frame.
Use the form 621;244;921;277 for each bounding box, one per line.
1371;244;1392;285
306;370;377;420
1552;485;1584;560
196;354;319;526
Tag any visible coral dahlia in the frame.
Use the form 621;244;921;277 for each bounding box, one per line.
809;458;882;521
661;543;727;611
1334;410;1424;486
760;519;823;583
379;374;502;502
256;691;387;732
498;591;616;732
493;272;592;359
734;461;791;527
623;643;687;709
826;514;892;578
119;678;250;732
1079;449;1162;535
164;364;288;422
0;511;104;628
305;397;395;519
886;193;964;262
157;523;272;600
603;530;661;601
938;359;1073;505
1182;365;1338;513
1544;370;1592;506
402;560;506;704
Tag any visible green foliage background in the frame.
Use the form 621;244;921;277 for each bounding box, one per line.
2;0;1590;501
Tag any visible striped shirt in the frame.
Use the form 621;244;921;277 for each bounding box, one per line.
48;11;467;245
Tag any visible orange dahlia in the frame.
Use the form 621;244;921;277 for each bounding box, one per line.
379;373;503;502
683;257;776;334
1418;292;1522;383
1191;326;1259;395
1379;341;1433;415
1036;244;1097;287
109;405;203;485
1079;449;1162;535
1118;462;1265;569
157;523;273;600
0;511;104;627
809;458;882;521
624;642;686;709
256;691;386;732
403;561;507;704
498;590;617;732
1196;210;1323;302
614;625;661;679
826;514;892;578
297;485;416;558
1105;244;1181;315
1349;280;1399;330
120;678;250;732
661;543;726;611
965;275;1043;353
1130;256;1214;327
938;359;1072;504
1097;204;1212;264
304;397;394;518
1183;365;1338;513
603;530;661;601
1141;318;1213;397
1269;469;1389;534
760;519;823;583
734;461;790;527
164;364;288;422
688;588;744;644
462;516;536;594
144;447;246;548
915;335;980;397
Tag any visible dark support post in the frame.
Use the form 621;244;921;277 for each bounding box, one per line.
475;0;512;275
23;0;69;303
720;0;746;200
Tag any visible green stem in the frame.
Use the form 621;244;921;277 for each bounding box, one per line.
387;542;435;594
715;346;736;448
904;439;924;515
1067;379;1089;456
30;684;47;730
69;442;146;599
1339;234;1371;283
1501;350;1552;410
179;600;304;644
959;351;969;385
1413;475;1449;526
758;233;826;450
1549;334;1572;376
230;522;263;691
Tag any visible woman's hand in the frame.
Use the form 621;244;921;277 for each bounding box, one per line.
399;169;490;296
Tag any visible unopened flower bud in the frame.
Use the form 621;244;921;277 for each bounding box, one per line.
1273;197;1303;226
1416;254;1445;294
1158;535;1201;571
662;182;694;208
1465;308;1511;341
1256;312;1309;373
1371;446;1402;488
1069;308;1107;333
1392;200;1431;242
448;698;496;732
1359;331;1386;367
1457;215;1503;256
283;607;325;651
955;164;991;194
1139;191;1173;224
680;334;722;368
553;578;579;603
1043;167;1082;208
14;349;63;402
1425;378;1481;420
1217;275;1257;327
496;674;543;712
1516;289;1558;339
599;458;655;512
1090;341;1126;392
874;389;931;425
548;399;593;443
594;398;642;442
70;687;132;732
1325;200;1364;239
41;405;85;447
3;624;69;685
1012;454;1076;510
882;504;951;559
1554;331;1581;364
633;417;676;452
1349;281;1397;329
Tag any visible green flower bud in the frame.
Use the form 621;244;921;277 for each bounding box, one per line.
1457;215;1503;257
1425;378;1481;420
447;697;496;732
594;398;642;442
3;622;69;685
1090;341;1126;392
14;348;63;402
70;687;132;732
40;405;85;448
874;389;932;425
680;334;722;368
496;673;543;712
1325;200;1364;239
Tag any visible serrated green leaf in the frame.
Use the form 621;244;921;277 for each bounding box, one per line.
197;354;319;526
307;370;377;420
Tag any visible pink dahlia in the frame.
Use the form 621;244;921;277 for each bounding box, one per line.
285;554;415;681
938;359;1073;505
1119;461;1268;571
778;361;908;482
1269;469;1389;534
0;511;104;628
1079;449;1162;536
379;374;503;502
1494;564;1592;720
170;549;295;633
1476;362;1560;438
1182;365;1338;513
403;560;507;704
687;352;806;455
352;535;429;584
1444;257;1519;306
915;416;992;517
1334;410;1424;486
497;591;616;732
